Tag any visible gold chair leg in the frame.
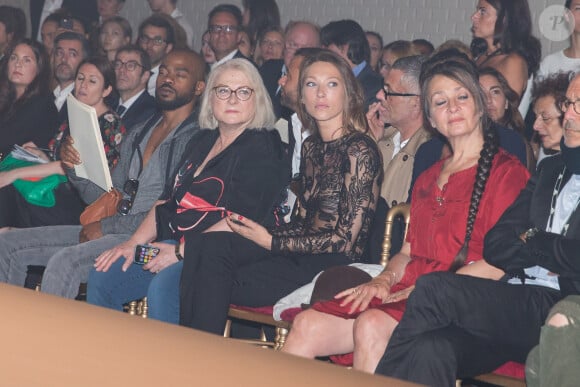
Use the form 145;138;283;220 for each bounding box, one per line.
127;301;138;315
223;319;232;338
141;297;148;318
274;327;289;350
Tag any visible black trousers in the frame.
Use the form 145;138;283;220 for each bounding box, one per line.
179;231;350;335
375;271;562;387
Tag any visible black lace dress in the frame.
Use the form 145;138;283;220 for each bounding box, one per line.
179;131;383;334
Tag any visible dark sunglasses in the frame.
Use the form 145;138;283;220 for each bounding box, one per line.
117;179;139;215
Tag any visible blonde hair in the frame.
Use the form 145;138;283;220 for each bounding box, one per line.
198;58;276;129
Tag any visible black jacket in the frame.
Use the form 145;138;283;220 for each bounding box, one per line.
113;91;157;133
356;62;382;108
484;154;580;296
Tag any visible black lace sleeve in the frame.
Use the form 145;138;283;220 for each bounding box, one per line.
271;133;382;261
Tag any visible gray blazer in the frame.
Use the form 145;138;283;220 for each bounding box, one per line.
67;111;200;235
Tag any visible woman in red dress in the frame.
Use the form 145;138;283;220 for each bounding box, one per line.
281;51;531;373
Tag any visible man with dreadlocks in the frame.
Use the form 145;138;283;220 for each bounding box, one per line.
280;51;530;374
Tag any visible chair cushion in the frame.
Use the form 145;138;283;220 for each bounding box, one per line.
492;361;525;379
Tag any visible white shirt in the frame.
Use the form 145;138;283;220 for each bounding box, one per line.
507;174;580;290
118;89;147;118
290;113;311;177
148;64;160;97
37;0;63;41
211;49;238;69
390;132;410;160
53;83;74;111
171;8;194;48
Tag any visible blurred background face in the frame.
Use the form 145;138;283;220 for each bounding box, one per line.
41;20;58;54
0;21;9;55
201;31;216;64
8;44;38;94
208;12;240;58
533;95;563;151
379;49;397;80
237;30;252;57
279;54;303;110
147;0;164;12
99;21;129;53
479;74;507;122
366;33;381;70
138;25;169;66
74;63;108;107
97;0;123;20
283;24;318;67
259;30;284;61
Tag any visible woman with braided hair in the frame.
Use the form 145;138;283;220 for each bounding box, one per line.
281;52;530;373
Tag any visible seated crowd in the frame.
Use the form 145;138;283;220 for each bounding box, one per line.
1;0;580;385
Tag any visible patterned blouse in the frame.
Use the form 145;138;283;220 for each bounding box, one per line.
48;110;125;170
271;131;383;261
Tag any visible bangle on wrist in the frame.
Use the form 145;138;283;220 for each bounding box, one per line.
174;243;183;261
382;270;398;286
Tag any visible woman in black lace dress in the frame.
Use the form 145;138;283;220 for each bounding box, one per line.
179;49;383;334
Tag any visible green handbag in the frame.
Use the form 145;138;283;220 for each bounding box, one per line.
0;154;67;207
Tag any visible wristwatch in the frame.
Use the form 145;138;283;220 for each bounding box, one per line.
521;227;539;243
174;243;184;261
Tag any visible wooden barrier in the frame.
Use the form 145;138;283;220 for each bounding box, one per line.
0;284;420;386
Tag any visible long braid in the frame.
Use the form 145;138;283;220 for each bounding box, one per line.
449;123;499;272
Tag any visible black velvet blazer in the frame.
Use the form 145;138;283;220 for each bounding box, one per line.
484;154;580;296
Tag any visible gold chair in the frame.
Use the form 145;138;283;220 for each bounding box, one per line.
223;203;411;350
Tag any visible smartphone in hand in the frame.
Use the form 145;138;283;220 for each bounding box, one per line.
134;244;160;265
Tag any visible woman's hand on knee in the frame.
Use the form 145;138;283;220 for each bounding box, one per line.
94;241;136;272
142;242;178;274
336;277;393;314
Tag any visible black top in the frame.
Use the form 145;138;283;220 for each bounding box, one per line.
156;128;289;241
271;131;383;261
0;93;59;157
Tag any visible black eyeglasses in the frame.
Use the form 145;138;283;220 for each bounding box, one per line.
117;179;139;215
560;99;580;115
113;60;144;72
382;85;419;99
213;86;254;101
208;25;238;34
138;35;167;47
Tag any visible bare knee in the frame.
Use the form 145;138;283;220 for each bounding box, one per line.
547;313;570;327
353;309;397;347
285;309;331;350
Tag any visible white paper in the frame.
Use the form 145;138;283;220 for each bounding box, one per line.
66;95;113;191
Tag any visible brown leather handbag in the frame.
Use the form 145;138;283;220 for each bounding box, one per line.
79;189;123;225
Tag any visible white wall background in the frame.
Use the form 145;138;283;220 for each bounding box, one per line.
1;0;569;58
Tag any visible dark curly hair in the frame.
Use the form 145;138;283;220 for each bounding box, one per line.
420;49;499;272
531;71;572;127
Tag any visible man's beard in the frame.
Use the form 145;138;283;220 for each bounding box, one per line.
156;83;193;111
55;64;74;83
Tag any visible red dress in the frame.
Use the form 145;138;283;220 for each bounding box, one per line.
311;150;530;364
